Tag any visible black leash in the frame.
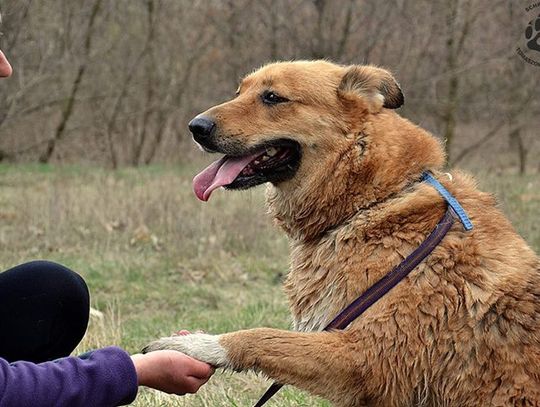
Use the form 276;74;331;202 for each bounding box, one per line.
253;173;472;407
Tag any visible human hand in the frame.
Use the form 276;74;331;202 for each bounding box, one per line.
173;329;192;336
131;350;214;395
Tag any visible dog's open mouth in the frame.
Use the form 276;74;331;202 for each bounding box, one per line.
193;139;301;201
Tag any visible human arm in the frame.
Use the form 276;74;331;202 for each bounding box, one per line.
0;346;137;407
0;346;214;407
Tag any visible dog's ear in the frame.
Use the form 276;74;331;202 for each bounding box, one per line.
338;65;404;110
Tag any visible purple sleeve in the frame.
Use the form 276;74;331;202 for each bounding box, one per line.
0;346;138;407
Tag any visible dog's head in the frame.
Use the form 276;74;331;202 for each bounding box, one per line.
191;61;443;237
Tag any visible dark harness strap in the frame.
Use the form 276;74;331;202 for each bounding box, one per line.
253;173;472;407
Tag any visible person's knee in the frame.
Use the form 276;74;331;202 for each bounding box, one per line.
30;260;89;296
1;260;88;298
28;261;91;357
0;261;91;361
32;260;90;317
11;260;90;323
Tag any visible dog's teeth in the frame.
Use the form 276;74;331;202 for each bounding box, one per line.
262;155;270;161
266;147;278;157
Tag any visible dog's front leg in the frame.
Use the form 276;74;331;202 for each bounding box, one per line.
144;328;370;404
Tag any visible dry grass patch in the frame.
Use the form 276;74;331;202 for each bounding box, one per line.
0;163;537;406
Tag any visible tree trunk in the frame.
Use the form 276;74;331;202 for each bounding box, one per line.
39;0;102;163
133;0;157;166
443;0;459;165
509;126;527;175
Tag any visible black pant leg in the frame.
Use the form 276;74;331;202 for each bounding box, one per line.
0;261;90;363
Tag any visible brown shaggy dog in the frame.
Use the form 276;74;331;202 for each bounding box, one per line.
144;61;540;406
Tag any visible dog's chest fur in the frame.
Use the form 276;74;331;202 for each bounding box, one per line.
285;235;351;332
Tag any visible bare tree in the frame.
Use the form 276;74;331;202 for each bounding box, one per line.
39;0;103;163
440;0;480;164
0;0;537;169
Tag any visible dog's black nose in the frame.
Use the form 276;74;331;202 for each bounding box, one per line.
188;116;216;139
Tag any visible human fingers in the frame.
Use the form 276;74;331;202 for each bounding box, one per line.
178;354;215;379
172;329;191;336
178;376;209;394
172;329;206;336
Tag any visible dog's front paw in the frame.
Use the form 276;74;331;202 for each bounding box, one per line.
142;337;177;353
142;333;229;368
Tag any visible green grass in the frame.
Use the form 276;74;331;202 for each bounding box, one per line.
0;164;538;406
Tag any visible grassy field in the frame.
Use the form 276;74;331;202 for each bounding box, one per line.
0;163;538;406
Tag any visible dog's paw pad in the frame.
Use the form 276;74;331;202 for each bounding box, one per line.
525;14;540;52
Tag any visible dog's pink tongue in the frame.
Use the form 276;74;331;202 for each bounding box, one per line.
193;152;261;201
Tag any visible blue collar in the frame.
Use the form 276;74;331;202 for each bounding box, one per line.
422;172;473;231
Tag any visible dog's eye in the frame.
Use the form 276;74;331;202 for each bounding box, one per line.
261;91;289;105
